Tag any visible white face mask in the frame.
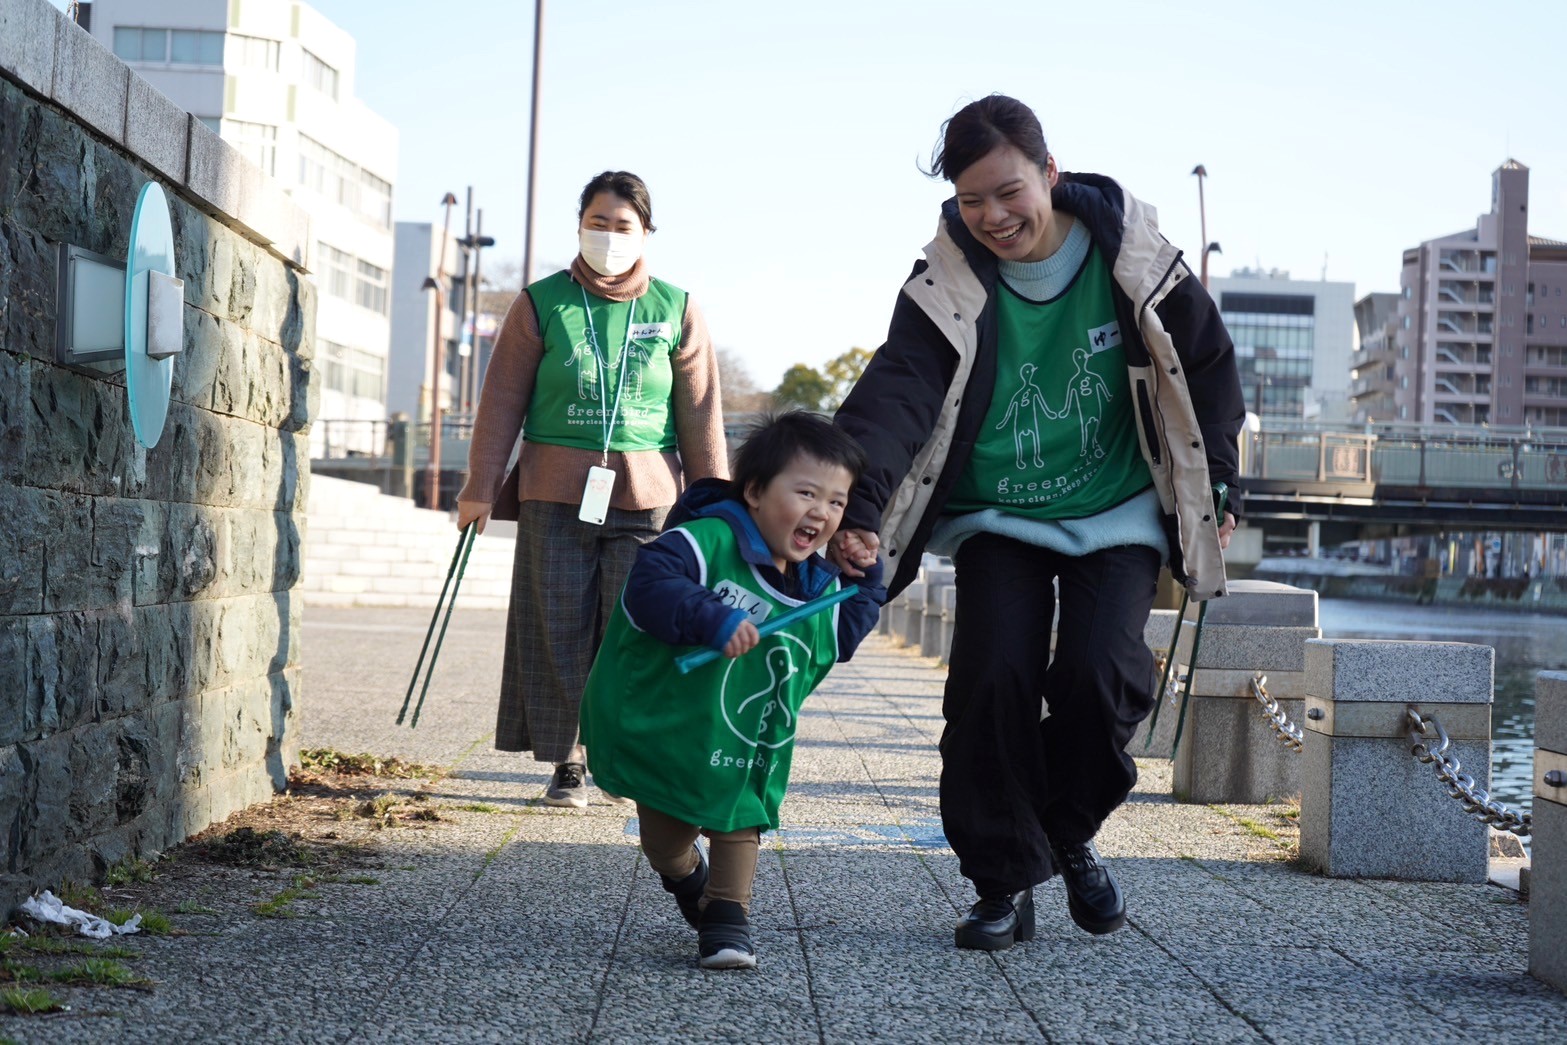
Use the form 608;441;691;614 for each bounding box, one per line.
578;229;643;276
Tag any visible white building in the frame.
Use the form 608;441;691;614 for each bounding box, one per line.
85;0;398;455
1207;270;1356;421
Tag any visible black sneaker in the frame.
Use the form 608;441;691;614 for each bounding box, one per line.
1050;839;1125;935
659;841;708;929
544;762;588;808
697;899;757;970
954;888;1035;951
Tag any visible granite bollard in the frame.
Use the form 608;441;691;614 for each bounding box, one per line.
1299;639;1494;882
938;585;958;665
1530;670;1567;992
1170;580;1320;803
919;566;956;659
896;581;925;649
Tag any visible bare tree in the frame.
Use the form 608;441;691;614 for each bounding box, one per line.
717;346;774;413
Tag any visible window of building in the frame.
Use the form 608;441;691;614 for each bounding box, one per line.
1400;375;1408;389
302;49;339;99
114;26;223;65
319;244;354;301
224;120;277;176
351;349;385;401
355;260;388;314
228;33;280;71
1528;314;1535;335
359;171;393;229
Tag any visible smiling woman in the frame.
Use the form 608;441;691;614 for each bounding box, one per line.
831;93;1249;953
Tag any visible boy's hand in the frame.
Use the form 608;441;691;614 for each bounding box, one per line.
828;528;880;578
722;621;760;659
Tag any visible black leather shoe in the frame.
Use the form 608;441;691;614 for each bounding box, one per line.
954;888;1035;951
1050;839;1125;935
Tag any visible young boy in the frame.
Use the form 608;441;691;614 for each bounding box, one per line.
579;411;886;970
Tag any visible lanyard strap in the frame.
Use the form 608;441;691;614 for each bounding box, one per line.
580;287;636;465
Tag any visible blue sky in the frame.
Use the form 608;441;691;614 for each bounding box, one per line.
62;0;1567;388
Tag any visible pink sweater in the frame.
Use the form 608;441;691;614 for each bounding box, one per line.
457;255;729;511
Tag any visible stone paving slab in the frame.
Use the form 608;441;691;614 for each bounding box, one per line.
3;605;1563;1044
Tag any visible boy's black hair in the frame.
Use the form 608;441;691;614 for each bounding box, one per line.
730;411;866;501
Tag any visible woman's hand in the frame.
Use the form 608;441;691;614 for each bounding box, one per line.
1218;511;1236;550
456;499;492;535
828;529;880;578
723;620;760;659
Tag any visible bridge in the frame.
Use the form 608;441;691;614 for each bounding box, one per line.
1239;420;1567;531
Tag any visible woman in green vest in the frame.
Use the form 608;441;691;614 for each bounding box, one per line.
832;96;1247;951
456;171;728;809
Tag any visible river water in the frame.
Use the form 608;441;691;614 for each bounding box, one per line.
1316;598;1567;816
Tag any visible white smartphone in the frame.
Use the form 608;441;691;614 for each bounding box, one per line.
579;465;615;525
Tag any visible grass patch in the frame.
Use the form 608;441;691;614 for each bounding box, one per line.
55;879;102;913
347;793;442;830
1207;805;1291;844
174;901;221;916
337;875;379;886
477;822;522;881
56;958;149;989
0;986;65;1014
298;749;444;780
448;802;503;814
4;938;140;960
254;876;321;919
105;908;173;935
104;856;158;887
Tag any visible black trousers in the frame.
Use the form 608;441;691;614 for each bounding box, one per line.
941;535;1161;898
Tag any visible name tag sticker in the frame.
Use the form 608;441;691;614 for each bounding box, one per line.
579;465;615;525
712;579;772;624
629;323;672;342
1087;321;1122;353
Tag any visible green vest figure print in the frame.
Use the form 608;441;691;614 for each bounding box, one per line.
578;517;840;833
522;271;687;453
948;248;1153;520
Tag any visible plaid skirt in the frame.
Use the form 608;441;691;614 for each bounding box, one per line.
496;499;668;760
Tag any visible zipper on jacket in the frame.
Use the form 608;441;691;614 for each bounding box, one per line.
1135;380;1161;466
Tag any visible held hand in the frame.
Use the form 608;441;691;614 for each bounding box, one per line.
828;529;880;577
1218;511;1236;551
723;620;760;659
456;499;492;535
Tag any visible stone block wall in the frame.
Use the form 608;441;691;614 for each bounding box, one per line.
0;2;315;914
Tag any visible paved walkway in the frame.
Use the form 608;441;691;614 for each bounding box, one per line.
6;606;1564;1042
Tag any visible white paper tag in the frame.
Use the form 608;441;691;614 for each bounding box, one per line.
579;465;615;525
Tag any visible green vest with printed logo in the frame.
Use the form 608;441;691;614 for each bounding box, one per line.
579;517;840;832
947;247;1152;518
523;270;686;453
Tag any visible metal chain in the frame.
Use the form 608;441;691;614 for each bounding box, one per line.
1407;709;1531;837
1250;673;1304;752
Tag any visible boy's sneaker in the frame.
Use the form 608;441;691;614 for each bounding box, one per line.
659;841;708;929
697;899;757;970
544;762;588;808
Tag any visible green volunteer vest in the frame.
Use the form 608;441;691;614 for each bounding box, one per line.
947;247;1152;518
523;270;686;453
580;517;841;832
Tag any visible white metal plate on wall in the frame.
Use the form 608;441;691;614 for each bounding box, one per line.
125;182;181;448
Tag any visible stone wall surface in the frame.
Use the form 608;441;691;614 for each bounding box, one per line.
0;1;315;915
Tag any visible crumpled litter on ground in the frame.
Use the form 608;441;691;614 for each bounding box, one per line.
19;890;142;939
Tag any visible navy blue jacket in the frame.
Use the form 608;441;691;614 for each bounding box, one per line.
621;478;888;657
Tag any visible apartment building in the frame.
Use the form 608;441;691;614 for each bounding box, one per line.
1391;161;1567;427
85;0;398;453
1349;292;1400;423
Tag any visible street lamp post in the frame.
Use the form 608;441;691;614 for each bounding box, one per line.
522;0;545;288
459;210;496;412
424;192;459;511
1191;164;1211;288
1204;240;1223;285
